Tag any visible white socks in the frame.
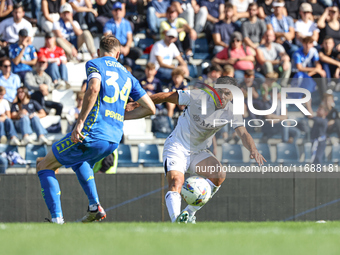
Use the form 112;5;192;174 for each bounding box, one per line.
165;191;182;222
52;217;64;224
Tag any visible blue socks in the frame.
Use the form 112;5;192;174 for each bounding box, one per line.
38;170;63;218
73;162;99;206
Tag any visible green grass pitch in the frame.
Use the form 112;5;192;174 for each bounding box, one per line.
1;222;339;255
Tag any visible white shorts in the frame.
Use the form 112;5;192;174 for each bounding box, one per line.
163;136;214;175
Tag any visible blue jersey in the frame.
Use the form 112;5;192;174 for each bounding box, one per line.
83;56;146;143
9;44;37;73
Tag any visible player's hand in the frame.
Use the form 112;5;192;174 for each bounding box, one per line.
71;121;85;144
250;150;266;166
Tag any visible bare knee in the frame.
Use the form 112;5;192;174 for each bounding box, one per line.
209;177;225;187
36;157;46;172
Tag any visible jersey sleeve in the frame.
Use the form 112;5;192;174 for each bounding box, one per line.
177;90;191;106
32;100;43;112
293;52;301;64
129;76;147;101
86;60;101;83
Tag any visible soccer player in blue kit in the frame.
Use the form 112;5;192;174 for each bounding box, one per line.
36;35;155;224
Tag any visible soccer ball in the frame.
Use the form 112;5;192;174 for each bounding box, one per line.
181;176;211;206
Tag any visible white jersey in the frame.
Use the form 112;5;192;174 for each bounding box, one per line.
168;90;244;152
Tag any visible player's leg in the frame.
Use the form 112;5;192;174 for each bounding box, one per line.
165;169;187;223
36;150;63;224
184;152;226;222
72;161;106;222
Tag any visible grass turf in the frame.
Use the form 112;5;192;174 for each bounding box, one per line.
0;222;339;255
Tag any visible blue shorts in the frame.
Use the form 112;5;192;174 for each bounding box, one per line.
52;133;118;168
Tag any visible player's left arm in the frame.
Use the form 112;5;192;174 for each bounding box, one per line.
124;94;156;120
235;126;266;166
71;78;100;143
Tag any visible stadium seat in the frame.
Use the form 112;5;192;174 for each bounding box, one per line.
276;143;299;164
221;144;243;164
331;144;340;164
138;143;163;167
0;144;26;168
333;92;340;112
251;143;271;163
52;89;76;116
25;144;47;168
304;142;312;163
193;38;210;60
117;144;139;167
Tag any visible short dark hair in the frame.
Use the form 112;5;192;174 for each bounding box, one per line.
244;69;255;77
13;3;23;10
208;64;223;73
0;57;11;66
248;2;258;10
302;36;314;44
323;35;334;42
216;76;238;86
225;2;233;10
100;35;121;53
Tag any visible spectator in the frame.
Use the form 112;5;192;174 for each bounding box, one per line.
103;2;142;66
11;87;51;145
199;0;225;48
95;0;114;33
307;0;325;21
139;63;162;96
222;64;234;77
171;0;194;28
317;7;340;52
167;67;188;118
310;103;328;164
147;0;171;35
0;3;33;44
0;86;20;145
197;63;223;87
231;0;253;26
319;36;340;84
292;36;327;98
284;0;305;20
160;6;197;57
324;93;340;138
53;3;96;60
41;0;66;33
191;0;208;33
24;55;63;116
149;28;189;84
295;3;319;47
212;31;265;82
0;0;13;22
9;28;37;82
0;57;20;103
212;3;238;54
258;0;274;19
38;32;68;87
265;0;298;57
67;91;84;132
69;0;98;33
256;29;291;86
241;3;267;51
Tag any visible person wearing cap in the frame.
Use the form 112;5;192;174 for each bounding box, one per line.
149;28;189;84
69;0;98;34
160;6;197;57
0;3;33;44
9;28;37;82
147;0;171;35
295;3;319;47
103;1;142;66
41;0;67;33
53;3;96;60
265;0;298;57
241;2;267;50
38;32;69;86
212;31;265;82
212;3;238;54
24;55;63;117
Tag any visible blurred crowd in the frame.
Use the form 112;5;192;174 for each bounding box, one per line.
0;0;338;172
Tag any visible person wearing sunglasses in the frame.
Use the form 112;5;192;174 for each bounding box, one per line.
295;3;319;47
0;57;21;103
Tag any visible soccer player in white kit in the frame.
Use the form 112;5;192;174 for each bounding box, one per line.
129;76;266;223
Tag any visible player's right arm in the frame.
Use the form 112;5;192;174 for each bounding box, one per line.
71;78;100;143
125;91;179;113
